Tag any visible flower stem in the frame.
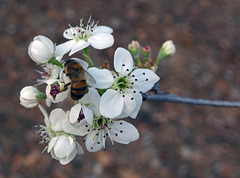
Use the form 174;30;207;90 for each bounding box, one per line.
48;57;63;68
135;56;142;66
84;48;94;67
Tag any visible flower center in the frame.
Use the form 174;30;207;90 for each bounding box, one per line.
112;72;133;92
93;116;113;132
50;82;60;99
65;17;97;42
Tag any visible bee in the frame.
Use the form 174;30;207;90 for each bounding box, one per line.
63;59;96;100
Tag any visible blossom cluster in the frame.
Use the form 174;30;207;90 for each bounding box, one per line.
19;17;174;165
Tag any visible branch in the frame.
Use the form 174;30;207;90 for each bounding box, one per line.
142;84;240;108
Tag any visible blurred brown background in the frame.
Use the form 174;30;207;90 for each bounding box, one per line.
1;0;240;177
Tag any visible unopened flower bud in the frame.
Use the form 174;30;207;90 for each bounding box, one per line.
128;40;141;59
141;46;151;61
161;40;176;58
28;35;55;64
20;86;46;108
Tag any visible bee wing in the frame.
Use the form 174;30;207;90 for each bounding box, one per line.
83;68;96;84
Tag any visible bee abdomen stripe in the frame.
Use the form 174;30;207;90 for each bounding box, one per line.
71;92;85;100
71;86;87;91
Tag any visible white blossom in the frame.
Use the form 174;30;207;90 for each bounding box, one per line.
20;86;43;108
37;105;84;165
81;118;139;152
28;35;55;64
61;88;139;152
45;80;69;103
87;47;160;119
62;88;100;136
55;17;114;56
37;63;61;85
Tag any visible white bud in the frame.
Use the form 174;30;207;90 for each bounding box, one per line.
20;86;39;108
28;35;54;64
162;40;176;57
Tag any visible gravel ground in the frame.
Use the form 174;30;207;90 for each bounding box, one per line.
1;0;240;177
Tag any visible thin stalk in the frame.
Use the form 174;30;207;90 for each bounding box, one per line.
84;48;94;67
142;92;240;108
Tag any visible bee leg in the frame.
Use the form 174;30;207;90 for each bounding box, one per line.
61;82;71;91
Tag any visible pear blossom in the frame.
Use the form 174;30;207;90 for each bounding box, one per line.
55;17;114;56
84;118;139;152
36;105;84;165
37;63;61;85
88;47;160;119
45;80;69;103
20;86;46;108
28;35;63;64
61;90;139;152
62;88;100;135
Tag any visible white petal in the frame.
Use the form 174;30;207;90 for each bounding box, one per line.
53;136;70;158
109;120;139;144
49;108;66;131
69;40;90;56
80;88;101;116
114;47;133;74
116;92;136;118
92;26;113;34
99;89;124;118
85;130;103;152
63;27;78;39
35;35;54;53
87;67;114;89
38;105;50;126
20;97;38;108
62;116;89;136
29;41;52;63
66;137;76;158
59;148;77;165
55;40;75;57
47;136;58;153
88;33;114;49
129;91;142;118
69;104;82;124
54;89;69;103
131;69;160;93
82;105;93;125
